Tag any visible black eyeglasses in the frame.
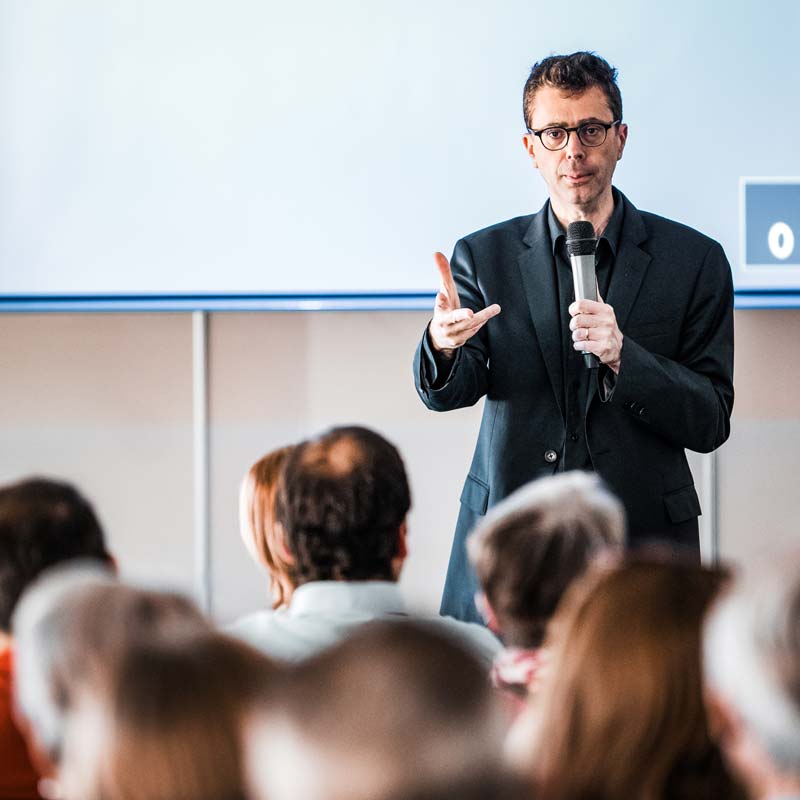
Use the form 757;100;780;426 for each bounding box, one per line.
527;120;621;151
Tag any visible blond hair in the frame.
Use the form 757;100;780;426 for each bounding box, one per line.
239;446;296;607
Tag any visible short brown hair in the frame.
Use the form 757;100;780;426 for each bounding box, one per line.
467;472;624;647
522;51;622;131
13;573;211;764
62;632;277;800
248;621;507;800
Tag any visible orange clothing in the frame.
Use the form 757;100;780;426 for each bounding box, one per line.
0;647;42;799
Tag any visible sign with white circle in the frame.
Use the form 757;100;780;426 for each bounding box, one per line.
740;179;800;290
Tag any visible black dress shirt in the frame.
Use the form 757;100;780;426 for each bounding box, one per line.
547;192;624;470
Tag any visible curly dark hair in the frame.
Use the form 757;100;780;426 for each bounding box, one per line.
0;477;111;631
522;51;622;131
275;426;411;585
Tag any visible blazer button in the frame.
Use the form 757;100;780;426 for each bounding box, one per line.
638;407;646;416
544;449;558;463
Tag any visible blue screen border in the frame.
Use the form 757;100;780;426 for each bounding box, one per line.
0;291;795;312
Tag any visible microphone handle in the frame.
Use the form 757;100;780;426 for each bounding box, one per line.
570;253;600;369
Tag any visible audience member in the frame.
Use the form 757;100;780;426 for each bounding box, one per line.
229;425;500;663
704;553;800;800
12;565;211;789
58;631;276;800
237;445;297;609
507;558;744;800
246;620;508;800
0;478;112;800
379;770;534;800
467;471;624;702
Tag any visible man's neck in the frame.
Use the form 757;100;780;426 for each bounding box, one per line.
550;190;615;237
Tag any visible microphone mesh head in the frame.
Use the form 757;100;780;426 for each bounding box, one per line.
566;220;597;256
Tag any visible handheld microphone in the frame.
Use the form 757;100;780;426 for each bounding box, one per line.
566;220;600;369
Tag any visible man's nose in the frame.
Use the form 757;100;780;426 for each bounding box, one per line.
565;131;586;159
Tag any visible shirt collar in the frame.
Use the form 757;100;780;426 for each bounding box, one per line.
547;186;624;258
288;581;406;617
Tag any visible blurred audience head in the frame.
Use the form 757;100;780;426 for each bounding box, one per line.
704;552;800;799
12;567;210;775
467;471;624;646
246;620;507;800
239;445;297;608
0;477;111;633
59;631;276;800
275;425;411;585
379;770;534;800
508;557;742;800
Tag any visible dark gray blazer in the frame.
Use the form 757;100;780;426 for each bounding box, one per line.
413;190;734;623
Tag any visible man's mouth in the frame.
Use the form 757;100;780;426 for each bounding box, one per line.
563;173;592;183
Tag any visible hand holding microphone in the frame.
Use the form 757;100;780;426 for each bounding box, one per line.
566;221;623;373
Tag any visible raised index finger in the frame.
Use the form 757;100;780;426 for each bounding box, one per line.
434;251;459;308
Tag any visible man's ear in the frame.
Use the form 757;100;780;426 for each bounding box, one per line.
396;520;408;561
389;520;408;581
474;591;500;634
615;122;628;161
522;133;539;169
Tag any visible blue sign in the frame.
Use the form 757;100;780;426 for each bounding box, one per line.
743;180;800;267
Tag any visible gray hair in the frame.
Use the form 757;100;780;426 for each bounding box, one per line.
11;561;116;760
471;471;625;543
12;562;209;765
467;471;625;647
704;553;800;773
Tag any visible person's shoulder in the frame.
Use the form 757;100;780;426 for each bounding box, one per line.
638;208;719;249
225;608;278;641
621;192;722;256
459;212;539;251
428;615;503;665
225;608;298;657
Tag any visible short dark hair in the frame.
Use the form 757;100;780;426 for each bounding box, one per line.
275;426;411;584
522;51;622;131
0;478;110;631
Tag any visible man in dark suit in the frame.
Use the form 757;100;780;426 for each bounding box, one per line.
414;52;734;624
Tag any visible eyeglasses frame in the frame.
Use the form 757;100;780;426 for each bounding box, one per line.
526;119;622;151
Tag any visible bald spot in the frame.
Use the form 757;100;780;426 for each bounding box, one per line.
300;435;363;478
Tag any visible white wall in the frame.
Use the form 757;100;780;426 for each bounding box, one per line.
0;309;794;622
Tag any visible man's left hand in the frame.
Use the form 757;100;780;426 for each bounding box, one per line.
568;298;623;374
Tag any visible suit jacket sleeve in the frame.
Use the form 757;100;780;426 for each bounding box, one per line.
611;240;734;453
413;238;493;411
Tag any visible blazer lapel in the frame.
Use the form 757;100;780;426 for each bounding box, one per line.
605;195;652;331
587;193;652;410
517;208;564;417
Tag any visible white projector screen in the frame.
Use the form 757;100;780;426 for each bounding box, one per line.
1;1;798;307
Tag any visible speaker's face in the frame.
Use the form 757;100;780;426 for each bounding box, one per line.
522;85;627;220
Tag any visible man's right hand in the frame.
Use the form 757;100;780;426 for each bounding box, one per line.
428;252;501;358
